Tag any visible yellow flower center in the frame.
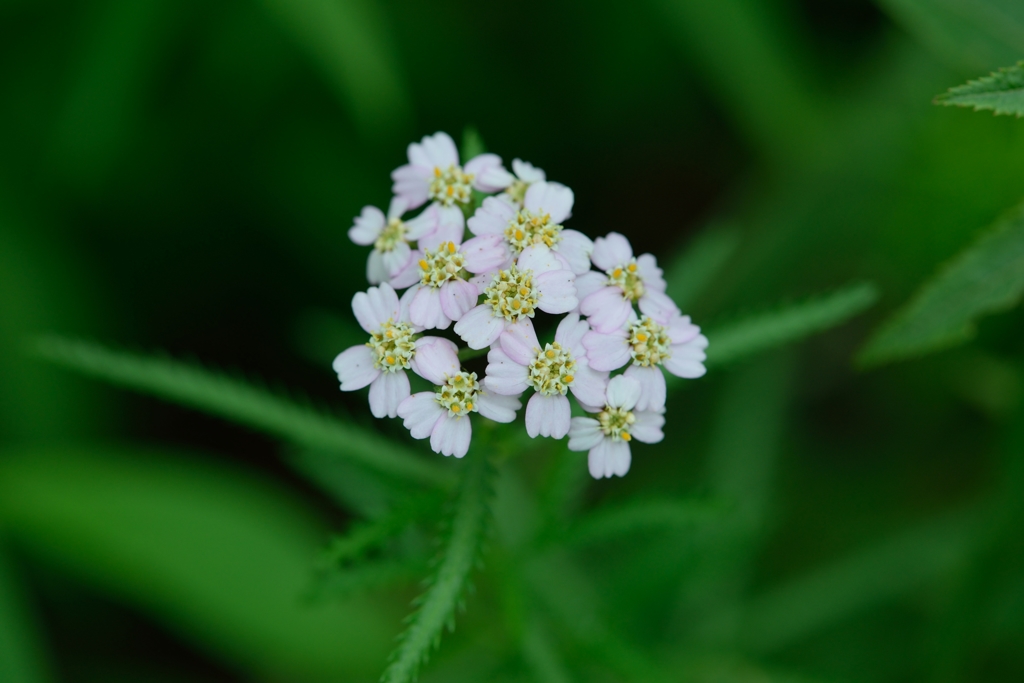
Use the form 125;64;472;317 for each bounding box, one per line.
429;165;474;207
419;241;467;288
484;266;539;322
366;320;416;373
628;316;671;367
598;405;635;442
436;371;479;418
504;209;563;253
607;258;645;302
527;342;576;396
504;179;529;204
374;217;407;253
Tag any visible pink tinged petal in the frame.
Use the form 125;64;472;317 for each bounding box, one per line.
639;289;680;322
430;414;472;458
666;314;700;344
512;158;545;183
367;250;388;285
398;392;445;439
499;318;541;365
391;165;432;209
524;181;574;223
386;195;409;221
352;288;390;333
484;347;530;396
588;438;631;479
568;417;603;451
625;364;666;412
631;410;665;444
590;232;633;271
398;285;418;325
368;370;410;418
349;205;385;245
382;241;413;277
663;337;708;379
574;271;607;304
467;196;516;237
582;329;631;372
535;270;578;314
554;312;589;357
410;285;449;330
606;374;642;410
555;229;594;275
569;362;609;408
403;204;440;240
421;132;459;168
580;287;632;333
475;390;521;423
635;253;666;292
373;282;402;320
516;244;565;276
462;234;508;274
332;345;380;391
410;336;460;384
525;394;572;439
419;206;465;251
406;140;431;168
465;153;511;191
440;278;478;322
454;304;504;350
389;256;423;290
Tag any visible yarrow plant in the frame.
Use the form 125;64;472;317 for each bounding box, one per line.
335;131;708;478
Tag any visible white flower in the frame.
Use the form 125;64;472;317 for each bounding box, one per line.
453;244;578;350
348;197;442;284
568;375;665;479
397;344;520;458
577;232;679;333
583;309;708;411
333;283;458;419
484;313;608;439
498;158;546;206
467;181;593;275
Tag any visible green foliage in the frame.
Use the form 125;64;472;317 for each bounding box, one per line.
32;336;452;487
702;283;878;369
0;551;53;683
935;62;1024;117
320;491;444;567
306;558;426;603
460;126;487;160
0;444;401;681
556;496;726;548
665;224;742;311
861;202;1024;365
382;454;495;683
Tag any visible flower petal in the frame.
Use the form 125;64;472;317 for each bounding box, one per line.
410;285;449;330
368;370;410;418
581;328;631;372
524;181;574;224
587;438;631;479
454;304;505;350
635;253;666;292
484;346;529;396
580;287;632;333
420;132;459;168
467;196;516;237
332;345;379;391
386;196;409;221
382;241;413;277
554;312;589;357
535;270;578;314
390;165;432;210
663;335;708;379
590;232;633;271
430;414;472;458
462;234;508;274
352;284;397;333
555;229;594;275
475;390;521;423
666;314;701;345
499;318;541;366
465;153;511;192
419;206;465;251
574;271;607;304
439;278;479;322
367;249;388;285
349;205;385;245
410;336;460;385
525;393;571;439
606;374;641;410
403;204;440;240
516;244;564;275
624;364;666;412
569;362;608;408
568;417;603;451
638;289;680;322
512;158;545;183
630;410;665;444
389;256;423;290
398;392;445;439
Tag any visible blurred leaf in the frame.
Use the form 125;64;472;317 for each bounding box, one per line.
260;0;411;138
0;550;53;683
520;616;574;683
876;0;1024;71
33;336;452;487
306;557;425;603
935;62;1024;117
320;490;443;566
702;282;878;369
555;497;726;548
860;202;1024;366
665;224;742;311
289;448;404;518
382;454;495;683
0;444;400;681
738;508;980;653
461;126;486;160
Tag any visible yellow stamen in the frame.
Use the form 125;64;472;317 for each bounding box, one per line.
386;355;395;364
465;402;473;411
419;259;429;270
447;241;457;254
563;374;574;383
627;262;637;272
515;229;524;240
636;333;648;342
546;350;556;359
613;268;623;278
451;405;461;413
621;431;631;441
512;300;521;310
446;185;454;197
433;167;442;177
519;287;529;296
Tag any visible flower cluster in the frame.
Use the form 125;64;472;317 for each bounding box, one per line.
334;132;708;478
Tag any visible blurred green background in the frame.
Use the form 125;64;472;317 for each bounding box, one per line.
2;0;1024;681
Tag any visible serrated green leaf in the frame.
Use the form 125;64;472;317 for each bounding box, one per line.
935;62;1024;117
320;491;443;567
701;282;878;369
555;497;726;548
305;558;426;603
860;202;1024;366
32;336;452;487
381;454;495;683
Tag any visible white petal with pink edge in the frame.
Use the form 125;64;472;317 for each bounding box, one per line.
410;336;460;384
556;229;594;275
454;304;506;350
582;328;631;372
368;370;410;418
525;393;571;439
475;391;521;423
349;205;385;245
524;181;574;224
430;414;472;457
568;417;603;451
625;364;667;412
398;392;445;439
483;347;530;396
590;232;633;271
332;345;380;391
630;411;665;444
606;374;642;410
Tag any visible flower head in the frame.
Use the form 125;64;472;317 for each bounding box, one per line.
485;313;608;439
500;158;546;206
568;375;665;479
467;181;593;275
348;198;443;284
